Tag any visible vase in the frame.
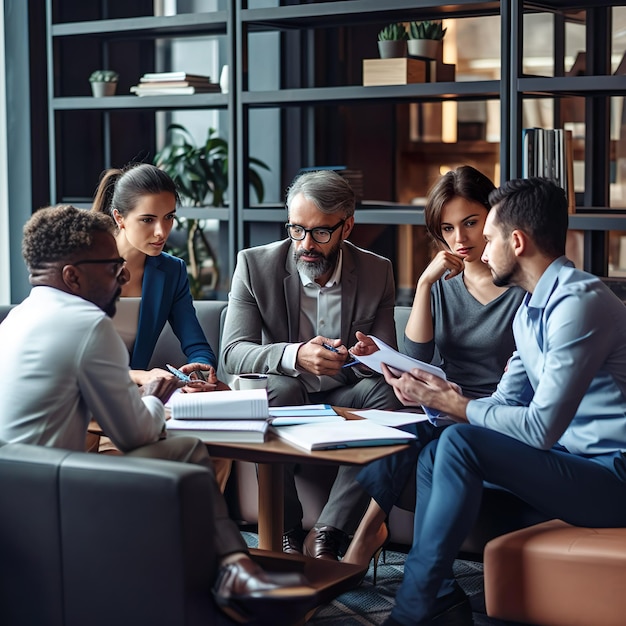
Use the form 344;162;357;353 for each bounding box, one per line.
91;82;117;97
407;39;442;60
377;40;407;59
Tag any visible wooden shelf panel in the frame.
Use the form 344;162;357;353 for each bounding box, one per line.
51;12;228;39
242;81;500;107
51;94;228;111
242;1;501;30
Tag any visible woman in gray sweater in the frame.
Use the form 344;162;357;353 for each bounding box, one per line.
343;166;524;572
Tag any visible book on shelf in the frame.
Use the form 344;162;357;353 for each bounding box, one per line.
272;419;416;451
141;72;212;82
130;84;221;96
521;127;575;213
166;418;269;443
167;388;269;420
138;79;214;88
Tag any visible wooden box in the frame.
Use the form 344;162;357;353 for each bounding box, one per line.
363;58;426;87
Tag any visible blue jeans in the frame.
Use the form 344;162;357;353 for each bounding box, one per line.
391;423;626;625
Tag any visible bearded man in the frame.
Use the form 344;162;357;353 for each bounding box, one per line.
220;169;402;561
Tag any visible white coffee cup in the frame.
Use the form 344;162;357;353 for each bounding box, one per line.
233;373;268;390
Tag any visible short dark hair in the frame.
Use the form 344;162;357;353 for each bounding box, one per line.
425;166;495;248
488;177;568;257
92;162;179;220
286;170;355;219
22;204;116;270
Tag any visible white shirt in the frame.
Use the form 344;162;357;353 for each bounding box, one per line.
0;287;164;452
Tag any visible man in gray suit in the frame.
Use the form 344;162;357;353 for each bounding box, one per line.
221;169;402;560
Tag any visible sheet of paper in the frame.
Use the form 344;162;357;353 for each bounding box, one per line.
351;409;429;427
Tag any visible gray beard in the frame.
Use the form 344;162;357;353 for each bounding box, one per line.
296;256;332;280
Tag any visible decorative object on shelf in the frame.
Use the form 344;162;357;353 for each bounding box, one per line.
407;20;446;60
130;71;220;96
377;23;408;59
89;70;119;97
219;65;229;94
363;58;426;87
154;123;270;297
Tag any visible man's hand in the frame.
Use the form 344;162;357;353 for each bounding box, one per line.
381;363;469;422
179;363;230;392
296;336;350;376
139;376;185;405
349;330;379;357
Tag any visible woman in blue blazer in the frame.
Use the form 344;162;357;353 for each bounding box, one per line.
92;163;230;486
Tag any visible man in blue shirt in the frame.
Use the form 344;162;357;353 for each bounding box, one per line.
381;177;626;626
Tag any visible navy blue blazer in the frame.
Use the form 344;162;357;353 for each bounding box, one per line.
130;253;217;370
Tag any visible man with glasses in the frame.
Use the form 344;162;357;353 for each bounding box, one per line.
0;205;317;624
221;170;402;561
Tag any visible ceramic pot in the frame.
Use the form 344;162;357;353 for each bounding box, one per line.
91;82;117;97
377;40;407;59
407;39;441;60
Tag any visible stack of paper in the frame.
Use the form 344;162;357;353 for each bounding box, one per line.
130;72;221;96
166;389;269;443
269;404;345;426
272;419;416;451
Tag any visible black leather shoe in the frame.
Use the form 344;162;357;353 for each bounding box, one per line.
381;585;473;626
303;525;347;560
282;525;306;554
212;556;316;624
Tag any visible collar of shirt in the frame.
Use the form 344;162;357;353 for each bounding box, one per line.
298;248;343;288
525;255;573;312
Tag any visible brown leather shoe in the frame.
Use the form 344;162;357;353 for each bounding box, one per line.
282;525;306;555
212;556;316;624
303;525;347;561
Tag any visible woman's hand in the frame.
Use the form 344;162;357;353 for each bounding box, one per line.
179;363;230;392
418;250;465;287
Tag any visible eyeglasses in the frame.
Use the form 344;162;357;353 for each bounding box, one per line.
72;257;127;278
285;220;345;244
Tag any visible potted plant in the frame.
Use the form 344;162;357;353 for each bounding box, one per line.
154;123;270;297
377;23;408;59
89;70;119;97
407;20;446;60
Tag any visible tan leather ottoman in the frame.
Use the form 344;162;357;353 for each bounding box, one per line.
484;519;626;626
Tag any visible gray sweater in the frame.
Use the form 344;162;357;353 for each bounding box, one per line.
405;273;524;399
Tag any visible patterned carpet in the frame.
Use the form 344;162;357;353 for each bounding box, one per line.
241;533;515;625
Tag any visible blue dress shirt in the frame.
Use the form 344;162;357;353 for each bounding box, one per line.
467;256;626;455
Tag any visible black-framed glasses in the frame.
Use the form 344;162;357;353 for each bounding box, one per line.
285;219;345;244
72;257;127;278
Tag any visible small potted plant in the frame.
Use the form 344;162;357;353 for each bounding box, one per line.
408;20;446;60
89;70;119;97
377;23;408;59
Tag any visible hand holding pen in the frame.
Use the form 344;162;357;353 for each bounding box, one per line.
322;342;359;368
296;336;356;376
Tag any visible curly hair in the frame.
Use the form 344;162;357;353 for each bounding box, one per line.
286;170;355;219
22;204;116;269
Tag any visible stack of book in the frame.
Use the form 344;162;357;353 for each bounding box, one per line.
166;388;270;443
521;127;575;213
130;72;221;96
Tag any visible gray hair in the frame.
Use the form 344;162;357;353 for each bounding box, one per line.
286;170;355;218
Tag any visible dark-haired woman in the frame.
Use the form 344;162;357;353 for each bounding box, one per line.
343;166;524;568
92;163;230;487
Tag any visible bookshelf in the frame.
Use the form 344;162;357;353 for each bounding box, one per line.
40;0;626;298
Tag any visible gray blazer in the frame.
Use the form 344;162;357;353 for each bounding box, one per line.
220;238;397;377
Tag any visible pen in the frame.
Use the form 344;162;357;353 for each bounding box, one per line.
322;343;359;368
322;343;339;353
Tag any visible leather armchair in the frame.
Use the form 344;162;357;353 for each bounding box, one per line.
0;441;234;626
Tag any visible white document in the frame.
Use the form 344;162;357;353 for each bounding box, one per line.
272;419;416;451
352;336;447;379
352;409;429;427
353;336;454;426
269;404;345;426
168;388;269;420
166;418;268;443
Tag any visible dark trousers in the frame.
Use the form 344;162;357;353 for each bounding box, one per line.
391;423;626;625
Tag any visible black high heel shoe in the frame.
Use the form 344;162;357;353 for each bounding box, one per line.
349;522;390;587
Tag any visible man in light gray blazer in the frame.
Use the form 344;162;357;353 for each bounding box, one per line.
221;169;402;560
